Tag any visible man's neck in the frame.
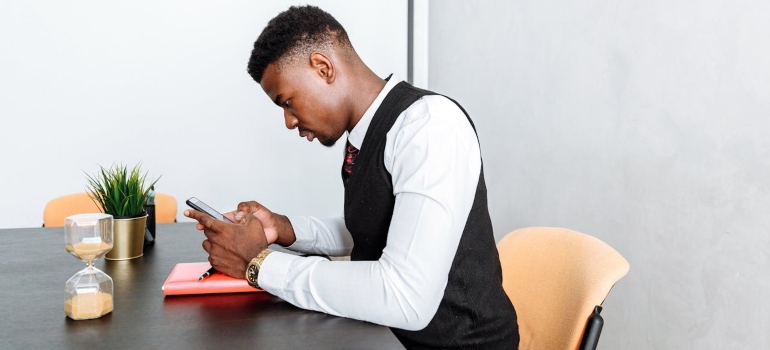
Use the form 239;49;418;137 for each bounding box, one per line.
345;67;388;132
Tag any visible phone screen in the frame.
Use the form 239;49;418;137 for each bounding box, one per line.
186;197;234;223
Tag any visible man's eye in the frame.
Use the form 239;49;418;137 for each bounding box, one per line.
283;99;291;107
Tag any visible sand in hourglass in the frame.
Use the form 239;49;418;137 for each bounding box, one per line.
65;242;114;261
65;292;113;319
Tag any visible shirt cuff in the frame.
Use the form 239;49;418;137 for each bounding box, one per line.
284;215;316;251
257;250;300;299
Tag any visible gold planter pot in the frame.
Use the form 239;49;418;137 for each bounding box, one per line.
105;214;147;260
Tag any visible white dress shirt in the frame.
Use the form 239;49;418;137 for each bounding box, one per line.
258;77;483;331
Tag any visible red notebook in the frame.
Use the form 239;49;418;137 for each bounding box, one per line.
162;262;263;296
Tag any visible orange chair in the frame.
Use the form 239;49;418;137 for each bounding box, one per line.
497;227;629;350
153;193;177;224
43;192;178;227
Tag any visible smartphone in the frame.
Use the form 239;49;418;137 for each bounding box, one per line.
186;197;234;223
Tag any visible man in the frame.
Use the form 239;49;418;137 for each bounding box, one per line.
184;5;519;349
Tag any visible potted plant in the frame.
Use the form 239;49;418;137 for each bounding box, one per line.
85;163;160;260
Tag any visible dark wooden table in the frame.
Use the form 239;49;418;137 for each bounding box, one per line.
0;223;403;349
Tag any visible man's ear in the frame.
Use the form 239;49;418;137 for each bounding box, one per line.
309;52;335;83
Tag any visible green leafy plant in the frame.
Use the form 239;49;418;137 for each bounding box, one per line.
85;163;160;218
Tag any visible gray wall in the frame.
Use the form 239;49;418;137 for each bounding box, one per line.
429;1;769;349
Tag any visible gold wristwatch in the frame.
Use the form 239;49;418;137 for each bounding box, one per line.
246;249;274;288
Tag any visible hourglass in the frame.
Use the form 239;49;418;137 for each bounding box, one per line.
64;213;115;320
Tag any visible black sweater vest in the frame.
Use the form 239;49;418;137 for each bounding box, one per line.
343;82;519;349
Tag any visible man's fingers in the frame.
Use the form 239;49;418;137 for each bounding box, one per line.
184;209;211;225
237;201;259;212
184;209;226;231
240;213;263;229
223;211;237;222
237;201;268;218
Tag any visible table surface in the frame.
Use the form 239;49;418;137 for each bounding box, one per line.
0;223;403;350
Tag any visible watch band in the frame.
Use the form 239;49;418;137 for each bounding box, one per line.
254;248;274;270
246;249;274;288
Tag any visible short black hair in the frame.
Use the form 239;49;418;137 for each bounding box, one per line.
247;5;351;83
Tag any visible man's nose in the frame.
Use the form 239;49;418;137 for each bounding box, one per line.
284;109;299;130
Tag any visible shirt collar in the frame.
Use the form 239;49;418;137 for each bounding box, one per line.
347;74;399;149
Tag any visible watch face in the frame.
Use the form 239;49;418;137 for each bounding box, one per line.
247;264;258;285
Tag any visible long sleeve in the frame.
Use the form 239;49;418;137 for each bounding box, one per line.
258;95;481;331
283;215;353;256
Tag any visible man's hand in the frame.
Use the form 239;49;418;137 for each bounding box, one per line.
223;201;296;247
185;209;268;279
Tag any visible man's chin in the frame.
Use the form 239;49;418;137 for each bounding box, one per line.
318;133;344;147
320;138;337;147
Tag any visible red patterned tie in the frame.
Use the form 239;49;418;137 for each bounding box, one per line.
343;141;359;180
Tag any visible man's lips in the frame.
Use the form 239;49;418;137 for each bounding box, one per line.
299;130;314;142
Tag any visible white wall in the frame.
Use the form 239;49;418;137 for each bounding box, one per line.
429;0;769;349
0;0;407;228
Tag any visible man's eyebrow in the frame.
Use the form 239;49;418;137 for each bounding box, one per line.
273;94;283;107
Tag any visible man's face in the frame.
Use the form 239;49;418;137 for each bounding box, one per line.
260;61;346;147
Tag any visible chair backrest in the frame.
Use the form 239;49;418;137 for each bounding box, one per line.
497;227;629;350
43;192;178;227
153;193;178;224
